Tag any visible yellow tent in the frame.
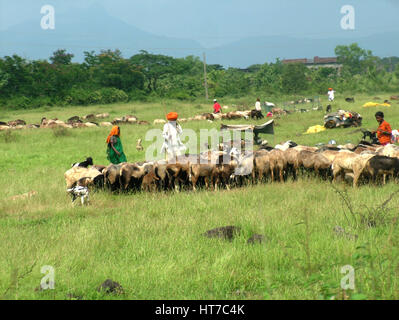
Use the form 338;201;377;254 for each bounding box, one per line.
363;102;391;108
304;125;326;134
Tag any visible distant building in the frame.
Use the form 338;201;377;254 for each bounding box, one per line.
282;56;342;70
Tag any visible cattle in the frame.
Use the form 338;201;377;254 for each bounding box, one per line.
96;113;110;119
189;163;215;191
332;152;374;187
202;113;215;121
83;114;96;121
100;122;113;127
253;149;271;182
72;157;93;168
103;163;124;191
167;162;191;191
141;170;160;192
298;150;332;179
84;122;98;128
230;151;254;186
212;162;237;190
64;166;103;189
119;162;154;191
67;116;81;124
92;165;106;173
7;119;26;127
271;108;286;116
136;139;144;151
365;155;399;184
154;163;170;190
153;119;166;125
250;110;263;120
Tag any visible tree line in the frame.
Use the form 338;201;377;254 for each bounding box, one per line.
0;43;398;110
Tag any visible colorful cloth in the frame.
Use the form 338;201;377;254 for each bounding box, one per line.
377;120;392;146
106;126;127;164
363;102;391;107
213;102;221;113
161;121;186;159
305;125;326;134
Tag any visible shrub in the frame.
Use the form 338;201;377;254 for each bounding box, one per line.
52;127;71;137
5;96;32;109
0;130;18;143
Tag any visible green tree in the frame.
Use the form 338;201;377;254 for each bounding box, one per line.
335;43;376;75
130;50;175;92
49;49;74;65
281;63;308;94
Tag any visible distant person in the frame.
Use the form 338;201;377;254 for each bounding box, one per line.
161;112;186;161
106;126;127;164
213;99;221;114
327;88;335;102
372;111;392;146
255;98;262;111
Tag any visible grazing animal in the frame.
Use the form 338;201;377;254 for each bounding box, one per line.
326;105;332;113
365;155;399;184
250;110;264;119
136;139;144;151
361;129;379;144
67;186;89;205
345;97;355;103
64;166;102;189
141;170;160;192
72;157;93;168
67;116;81;124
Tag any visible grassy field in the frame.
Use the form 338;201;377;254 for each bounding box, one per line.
1;93;399;300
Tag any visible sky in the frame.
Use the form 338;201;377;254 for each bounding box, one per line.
0;0;398;47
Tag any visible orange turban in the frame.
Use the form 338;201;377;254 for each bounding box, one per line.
167;112;178;121
106;126;120;144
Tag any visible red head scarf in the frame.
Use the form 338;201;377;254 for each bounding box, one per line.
106;126;120;144
167;112;178;121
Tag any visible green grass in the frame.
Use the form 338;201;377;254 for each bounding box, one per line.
1;93;399;300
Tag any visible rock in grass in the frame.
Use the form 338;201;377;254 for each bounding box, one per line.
66;293;83;300
203;226;241;241
333;226;358;241
247;234;265;245
97;279;124;294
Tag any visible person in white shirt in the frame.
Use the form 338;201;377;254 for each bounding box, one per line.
161;112;186;161
255;98;262;111
328;88;335;102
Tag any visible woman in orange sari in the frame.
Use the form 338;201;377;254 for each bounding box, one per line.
106;126;127;164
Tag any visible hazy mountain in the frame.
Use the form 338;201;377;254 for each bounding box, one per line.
206;32;399;68
0;3;398;67
0;4;204;61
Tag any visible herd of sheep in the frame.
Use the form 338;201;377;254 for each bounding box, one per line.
64;139;399;201
0;106;290;132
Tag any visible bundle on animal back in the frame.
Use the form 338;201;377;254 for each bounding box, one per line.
64;166;103;189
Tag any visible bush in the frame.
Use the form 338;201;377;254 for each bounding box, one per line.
66;87;128;105
5;96;32;109
166;90;193;101
98;87;128;104
127;88;148;101
0;130;18;143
